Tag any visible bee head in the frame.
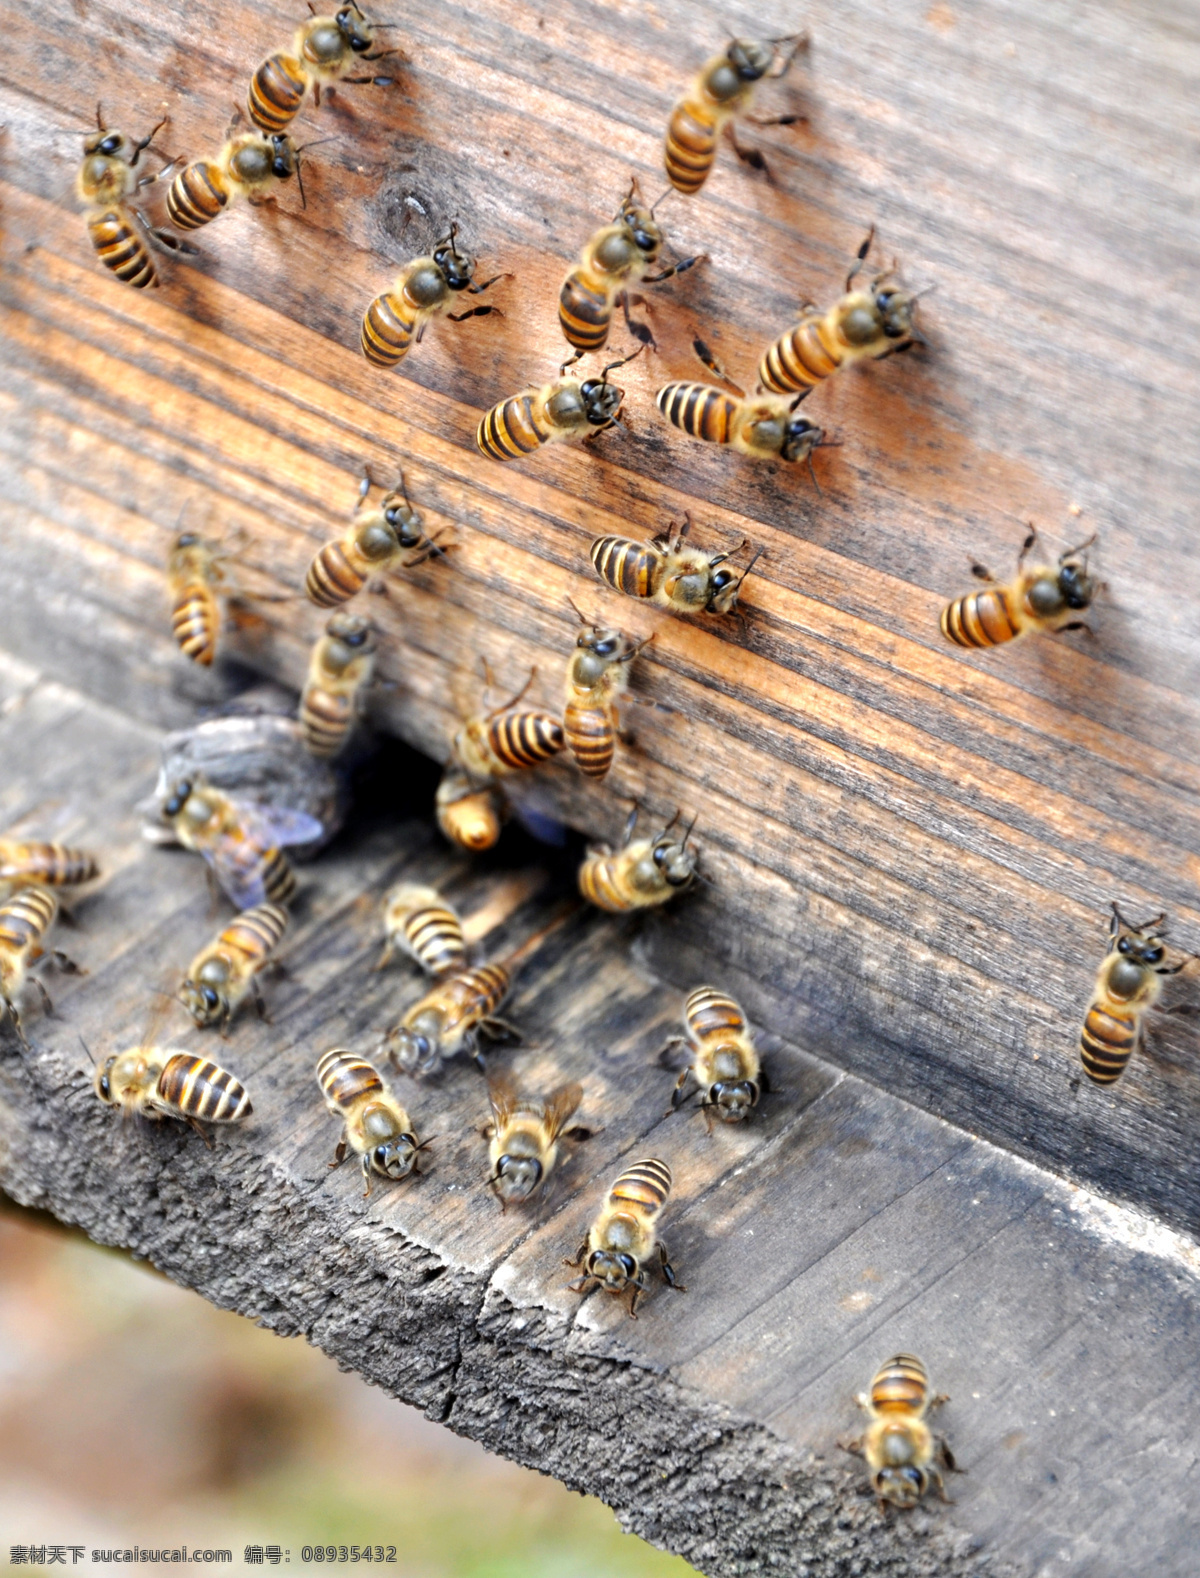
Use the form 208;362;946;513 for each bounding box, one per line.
179;978;227;1028
708;1078;760;1121
368;1134;419;1180
587;1249;639;1291
93;1056;117;1105
433;225;476;291
873;1464;927;1510
579;378;624;428
162;780;194;820
336;2;375;52
727;38;775;82
780;414;823;464
493;1153;544;1204
652;827;698;889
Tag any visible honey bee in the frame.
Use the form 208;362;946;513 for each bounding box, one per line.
299;611;377;757
590;514;763;618
92;1035;253;1141
453;668;565;781
664;36;806;194
435;766;505;852
76;107;189;288
565;1157;685;1318
758;228;923;396
657;343;827;477
0;887;74;1047
316;1047;429;1194
1079;903;1196;1085
483;1067;592;1209
376;883;467;977
248;3;401;132
843;1354;957;1514
941;529;1098;649
0;839;99;893
178;902;289;1033
168;531;226;667
558;177;704;361
166;127;307;230
663;986;762;1127
579;807;698;912
161;778;322;909
361;224;507;369
475;349;642;463
380;960;515;1079
305;468;443;608
563;605;650;781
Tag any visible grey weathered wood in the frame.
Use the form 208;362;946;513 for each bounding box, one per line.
3;653;1199;1578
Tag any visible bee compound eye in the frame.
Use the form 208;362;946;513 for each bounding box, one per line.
1118;936;1133;954
98;1075;111;1099
1146;944;1165;964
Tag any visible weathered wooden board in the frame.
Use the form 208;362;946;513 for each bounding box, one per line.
3;654;1200;1578
3;0;1199;1238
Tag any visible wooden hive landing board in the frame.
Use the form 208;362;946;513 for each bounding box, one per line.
2;654;1200;1578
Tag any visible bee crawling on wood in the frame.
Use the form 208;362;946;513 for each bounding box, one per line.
76;105;194;288
377;883;468;977
758;226;926;397
0;887;82;1048
476;348;643;463
248;2;405;132
483;1067;594;1209
565;1157;685;1318
590;512;763;619
453;665;566;783
362;222;509;370
178;902;290;1033
1078;903;1198;1086
299;611;378;757
579;805;699;912
0;837;99;897
941;528;1099;650
317;1046;430;1194
160;777;322;910
664;35;807;194
166;110;320;232
562;602;651;782
435;767;506;853
558;176;705;362
305;467;447;609
661;986;764;1128
842;1354;961;1515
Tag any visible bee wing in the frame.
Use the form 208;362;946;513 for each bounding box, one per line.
239;804;325;849
486;1066;522;1128
206;842;269;909
543;1081;584;1140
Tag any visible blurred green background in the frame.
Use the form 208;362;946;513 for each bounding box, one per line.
0;1201;694;1577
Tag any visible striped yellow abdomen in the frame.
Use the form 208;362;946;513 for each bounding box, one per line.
317;1047;384;1110
758;316;843;395
609;1157;672;1212
870;1353;929;1415
590;536;660;600
559;272;612;352
486;710;565;770
0;842;98;887
300;683;353;756
1079;1003;1139;1084
171;582;219;666
563;698;614;779
940;588;1022;648
0;886;57;953
305;541;367;608
88;209;157;289
248;52;308;133
656;382;738;444
477;393;552;462
157;1053;252;1122
166;160;229;229
361;290;420;368
402;902;466;977
218;903;288;963
685;986;746;1045
578;851;627;911
664;101;718;193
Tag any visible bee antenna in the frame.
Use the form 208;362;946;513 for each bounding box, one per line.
806;451;824;496
649;185;675;214
599;344;646;384
95;101;105;132
78;1035;96;1067
682;812;699;843
565;594;590;626
737;545;766;586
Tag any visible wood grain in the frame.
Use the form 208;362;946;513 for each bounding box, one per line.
3;653;1200;1578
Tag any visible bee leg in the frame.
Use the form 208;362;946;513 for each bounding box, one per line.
722;121;773;181
664;1064;694;1117
928;1391;950;1412
30;976;54;1017
619;291;657;352
627;1278;645;1318
656;1033;687;1070
969;559;995;583
361;1157;374;1199
187;1116;215;1148
479;1017;522;1045
466;272;514;296
563;1125;596;1143
658;1243;686;1292
446;305;503;322
929;1464;954;1504
701;1097;717;1135
563;1239;588;1269
329;1138;349;1170
312;82;321;109
936;1436;962;1473
250;975;271;1024
1059;620;1096;636
0;997;30;1051
838;1436;865;1457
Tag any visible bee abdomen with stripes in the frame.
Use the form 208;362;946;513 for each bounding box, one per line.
1079;1005;1139;1084
156;1053;253;1122
88;209;158;288
379;884;467;977
248;52;309;133
609;1156;673;1213
940;588;1021;648
0;840;98;889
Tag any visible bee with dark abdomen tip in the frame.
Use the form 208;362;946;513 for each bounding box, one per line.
562;604;649;781
248;2;402;132
93;1038;253;1141
662;986;763;1128
565;1157;684;1318
361;224;507;369
161;778;322;910
435;767;505;852
941;529;1098;649
1079;903;1196;1085
476;349;642;463
166;127;307;230
453;667;565;781
0;839;99;895
178;902;289;1033
317;1047;428;1194
0;886;77;1047
579;806;699;912
377;883;467;977
484;1067;593;1210
168;531;226;667
305;468;444;608
843;1354;958;1514
664;36;807;194
590;513;763;618
758;227;923;396
558;177;704;361
76;106;189;288
299;611;377;757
